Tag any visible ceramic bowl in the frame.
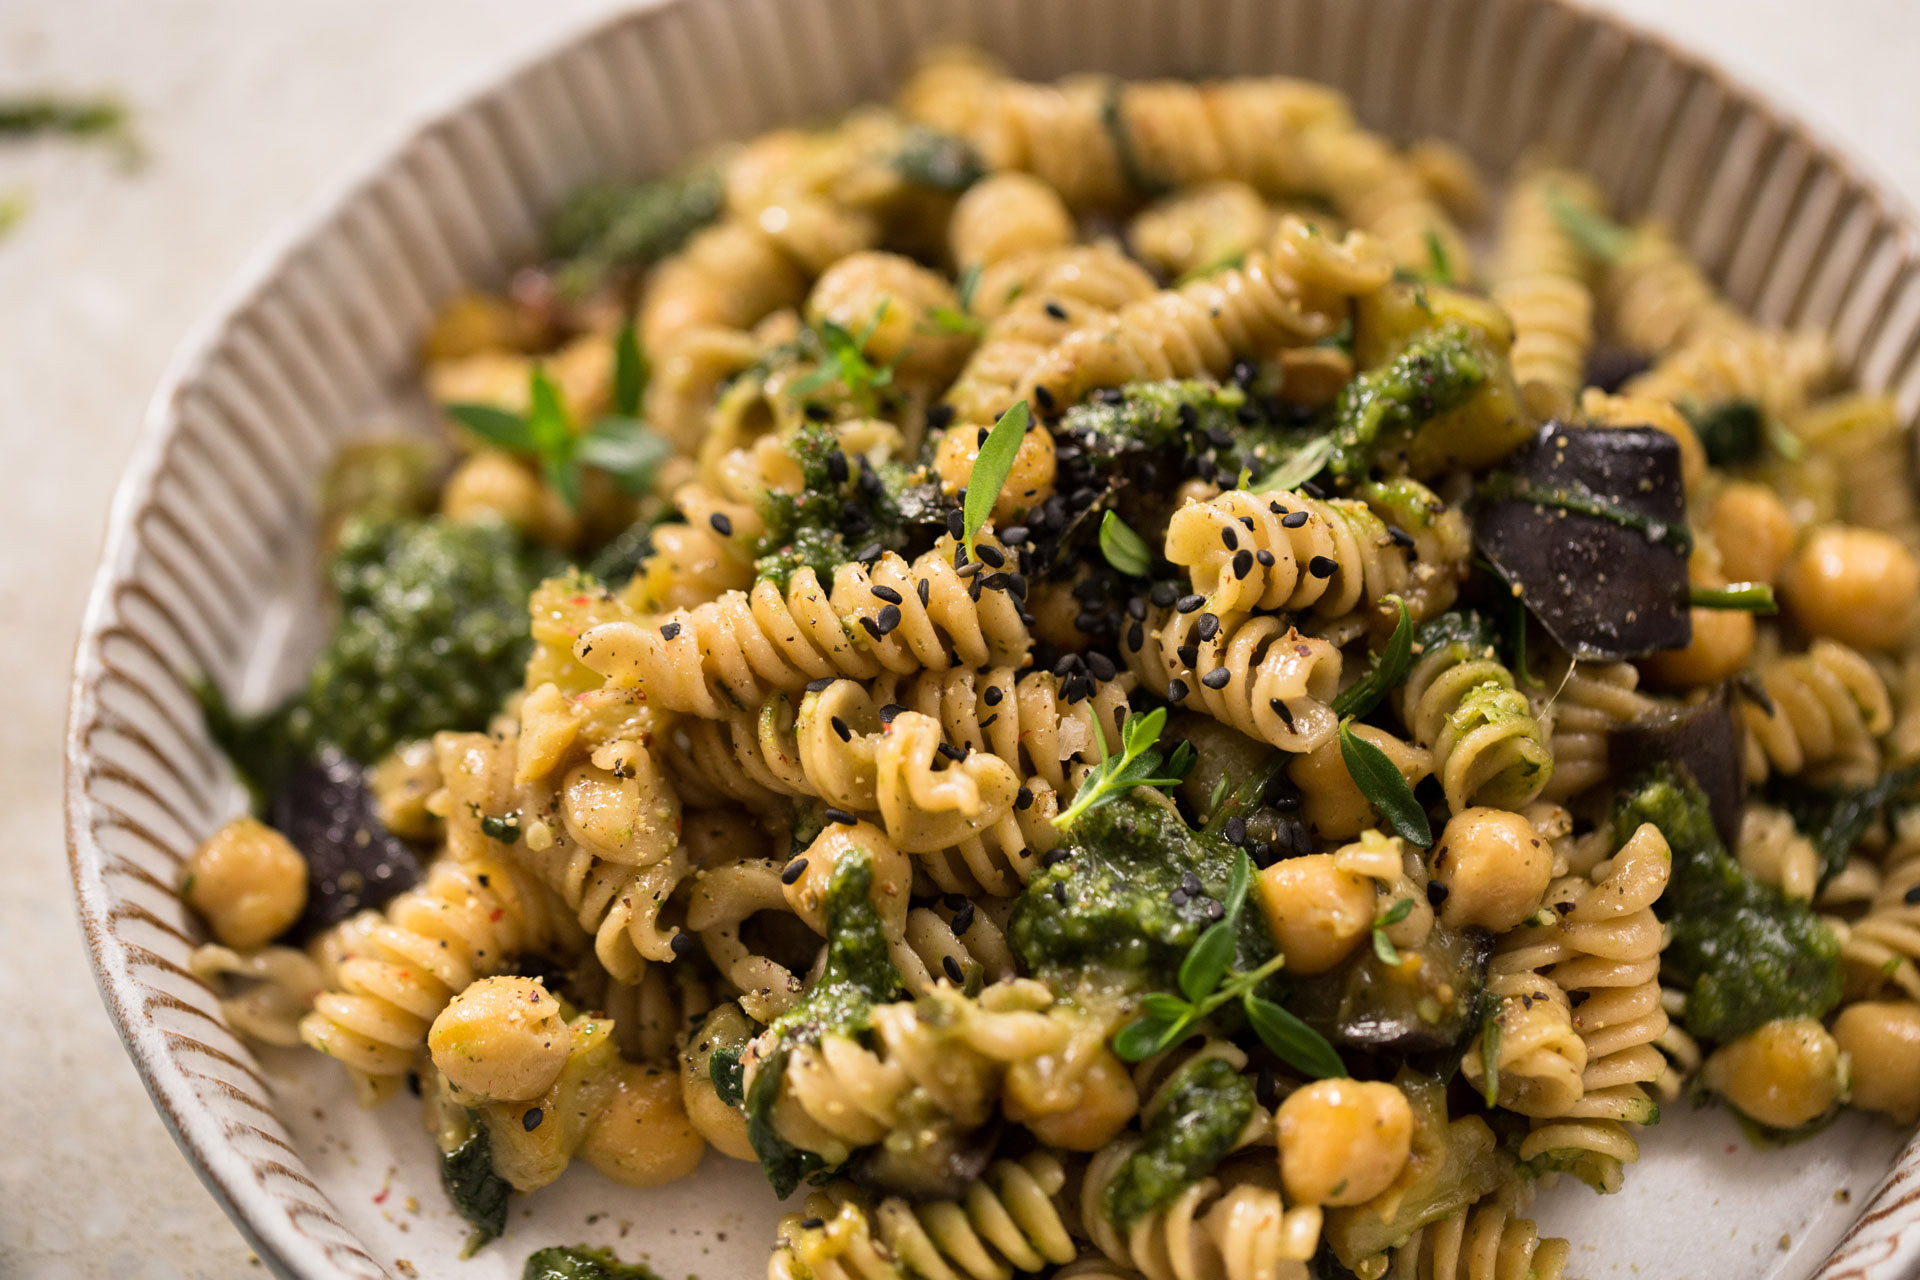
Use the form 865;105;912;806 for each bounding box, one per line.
65;0;1920;1276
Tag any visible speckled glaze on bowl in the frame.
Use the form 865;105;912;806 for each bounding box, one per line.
64;1;1920;1277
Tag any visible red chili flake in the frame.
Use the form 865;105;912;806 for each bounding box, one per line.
373;1187;390;1205
489;909;504;923
571;595;592;606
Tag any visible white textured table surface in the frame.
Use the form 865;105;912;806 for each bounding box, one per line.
5;2;1920;1276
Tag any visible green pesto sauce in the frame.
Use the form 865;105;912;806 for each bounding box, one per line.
441;1119;512;1253
1010;794;1272;986
745;851;903;1196
1329;321;1486;481
891;126;985;192
750;418;929;591
545;169;724;293
292;515;556;764
522;1245;664;1280
1103;1055;1255;1227
1612;764;1842;1042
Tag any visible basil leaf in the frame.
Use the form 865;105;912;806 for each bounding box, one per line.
1371;927;1400;966
1222;848;1252;924
527;367;580;510
1140;993;1191;1022
1179;921;1236;1003
612;318;647;417
1331;596;1413;718
1338;719;1432;847
1244;995;1345;1079
1113;1012;1183;1063
1253;434;1335;493
444;402;534;452
964;399;1031;549
1099;510;1153;577
578;416;673;496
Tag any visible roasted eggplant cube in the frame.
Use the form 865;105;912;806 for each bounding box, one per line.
1611;684;1746;851
271;749;423;941
1290;925;1493;1058
1474;422;1691;660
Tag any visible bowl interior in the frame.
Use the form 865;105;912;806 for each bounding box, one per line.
65;0;1920;1277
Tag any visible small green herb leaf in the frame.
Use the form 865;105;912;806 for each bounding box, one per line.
1376;897;1415;927
1222;847;1252;922
955;262;983;313
1052;703;1188;830
1480;1009;1504;1108
444;402;535;452
612;319;647;417
1140;992;1192;1022
924;305;985;336
1331;596;1413;718
1548;187;1632;263
1114;1012;1185;1063
1689;582;1778;614
1166;740;1198;781
1252;435;1336;493
1174;251;1245;286
1100;510;1153;577
1338;719;1432;847
1244;996;1345;1079
527;366;581;511
1424;229;1453;284
578;416;673;496
964;399;1031;551
1179;922;1237;1003
1371;928;1401;965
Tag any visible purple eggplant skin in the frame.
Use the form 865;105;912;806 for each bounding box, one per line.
270;749;423;943
1610;684;1746;851
1473;421;1692;661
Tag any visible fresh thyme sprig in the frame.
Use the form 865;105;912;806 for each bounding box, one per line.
961;399;1032;553
444;325;670;510
789;304;898;414
1370;896;1415;965
1111;847;1345;1079
1337;718;1433;847
1051;705;1194;831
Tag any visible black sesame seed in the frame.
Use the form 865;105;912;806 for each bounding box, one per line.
1073;611;1104;632
1225;816;1247;846
804;403;831;421
709;512;734;537
1035;384;1056;412
1205;898;1225;920
1175;593;1205;614
1180;872;1203;894
1387;524;1416;549
875;604;902;634
1427;880;1450;907
782;858;809;884
1232;549;1254;579
1001;525;1029;545
941;954;966;983
958;560;985;579
1007;573;1028;601
1201;668;1232;690
1196;613;1220;642
831;716;852;742
859;616;884;639
855;542;884;563
826;451;850;484
805;677;835;692
1054;653;1083;677
1177;644;1200;667
1087;652;1117;681
669;932;697;959
1167;678;1189;702
825;807;858;826
1127;597;1148;621
976;544;1005;568
1052;882;1069;906
1178;403;1199;432
523;1107;544;1131
800;1217;826;1231
1907;884;1920;906
1151;582;1178;608
1308;555;1338;579
951;901;975;934
1127;622;1145;650
879;704;905;723
1221;526;1239;550
978;427;991;445
926;403;954;431
1256;549;1275;567
1281;510;1309;529
946;510;966;539
659;621;682;640
1269;698;1295;727
1302;481;1327;499
937;741;966;762
1019;788;1039;813
1170;889;1190;907
871;584;903;604
1041;848;1068;867
917;578;932;607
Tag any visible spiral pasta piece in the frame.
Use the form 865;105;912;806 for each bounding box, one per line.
189;943;325;1048
769;1151;1078;1280
685;855;818;1023
1397;628;1552;812
1736;805;1821;902
298;855;568;1106
1124;605;1344;754
1078;1149;1320;1280
1460;967;1586;1120
1624;324;1834;422
1540;660;1654;804
1602;220;1742;354
1741;638;1892;782
1128;181;1277;280
1491;165;1601;413
1388;1186;1570;1280
1164;486;1412;619
1018;221;1391;412
575;535;1031;719
949;171;1077;272
1830;857;1920;1003
1299;121;1472;278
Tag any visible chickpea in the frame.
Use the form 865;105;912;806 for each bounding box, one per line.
182;817;308;950
1255;854;1374;975
1709;482;1797;585
1640;606;1754;689
933;423;1057;525
1004;1048;1138;1151
427;976;571;1103
1276;1079;1414;1206
580;1062;708;1187
1786;525;1920;651
1429;808;1552;933
951;173;1075;270
440;449;577;547
1701;1016;1843;1130
1287;724;1431;841
1833;1001;1920;1124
